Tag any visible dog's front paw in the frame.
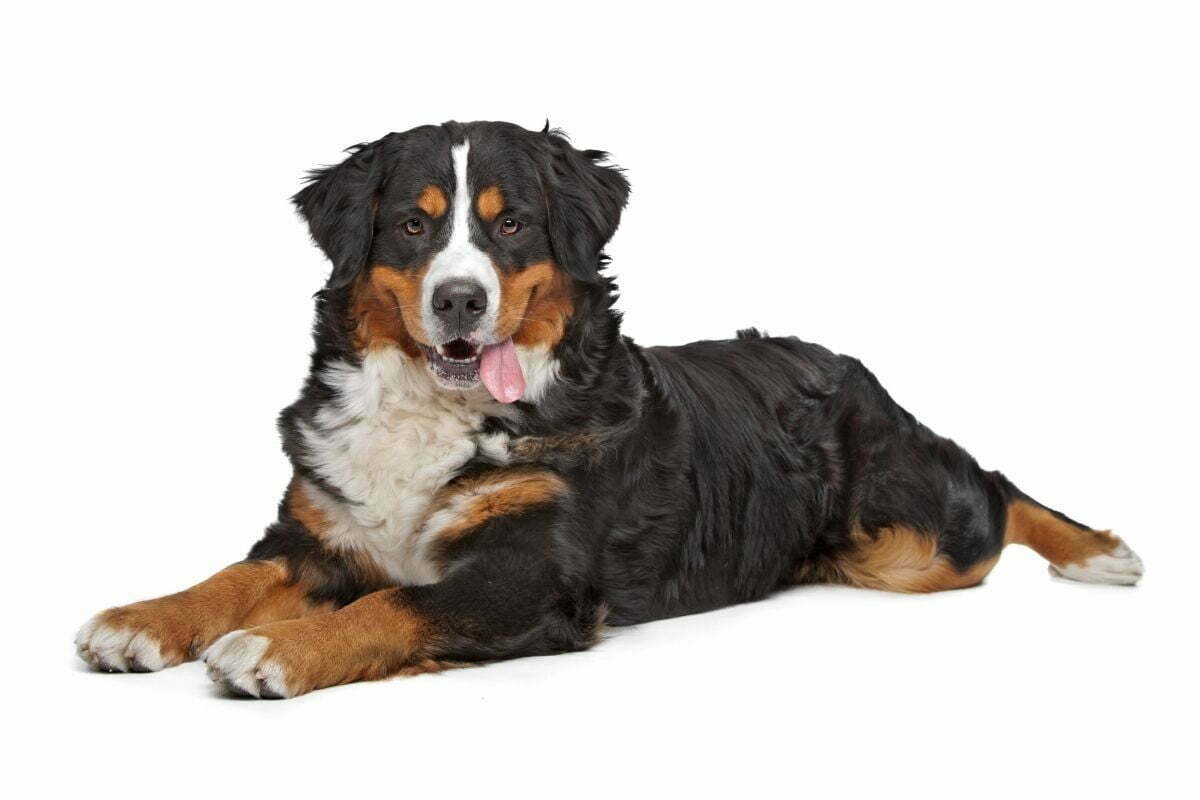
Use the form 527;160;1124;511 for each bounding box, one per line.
203;615;379;699
203;629;296;699
75;603;197;672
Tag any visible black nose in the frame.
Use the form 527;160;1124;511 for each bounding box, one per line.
431;279;487;334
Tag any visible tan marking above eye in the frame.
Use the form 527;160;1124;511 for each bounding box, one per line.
416;185;448;218
476;185;505;223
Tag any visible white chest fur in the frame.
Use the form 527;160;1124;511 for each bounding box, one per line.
295;348;511;584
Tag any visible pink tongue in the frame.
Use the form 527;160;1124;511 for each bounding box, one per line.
479;339;525;403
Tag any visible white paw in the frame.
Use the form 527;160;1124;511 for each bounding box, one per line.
75;616;168;672
1049;540;1145;586
202;630;292;699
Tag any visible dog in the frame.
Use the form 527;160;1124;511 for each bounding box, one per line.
76;121;1144;698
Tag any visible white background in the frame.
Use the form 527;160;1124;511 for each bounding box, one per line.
3;2;1197;797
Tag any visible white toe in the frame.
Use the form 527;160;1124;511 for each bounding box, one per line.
76;617;133;671
202;631;290;698
1051;541;1144;586
125;630;168;671
76;615;173;672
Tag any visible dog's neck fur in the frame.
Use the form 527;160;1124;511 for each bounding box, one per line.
274;272;642;582
286;346;512;583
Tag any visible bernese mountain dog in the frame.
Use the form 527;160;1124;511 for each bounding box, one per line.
76;121;1144;698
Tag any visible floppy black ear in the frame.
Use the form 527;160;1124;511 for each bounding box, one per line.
292;140;386;290
541;129;630;283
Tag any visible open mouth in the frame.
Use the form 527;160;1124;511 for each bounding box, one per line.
420;337;527;404
422;338;482;386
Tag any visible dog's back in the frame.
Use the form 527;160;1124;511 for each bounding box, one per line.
602;328;1141;623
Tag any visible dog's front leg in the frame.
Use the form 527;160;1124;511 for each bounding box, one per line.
75;477;390;673
203;475;599;698
202;560;589;698
75;558;339;673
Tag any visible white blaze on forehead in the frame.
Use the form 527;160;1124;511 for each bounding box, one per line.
421;140;501;340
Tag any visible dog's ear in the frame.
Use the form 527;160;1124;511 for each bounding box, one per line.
541;128;630;283
292;139;387;290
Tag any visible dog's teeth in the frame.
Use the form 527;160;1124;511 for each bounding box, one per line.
433;342;480;363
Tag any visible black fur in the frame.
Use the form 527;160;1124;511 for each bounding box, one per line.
257;121;1058;664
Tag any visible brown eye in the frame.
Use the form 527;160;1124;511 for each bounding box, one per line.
499;217;522;236
403;218;423;235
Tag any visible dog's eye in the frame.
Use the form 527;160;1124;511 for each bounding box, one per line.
499;217;522;236
403;218;423;236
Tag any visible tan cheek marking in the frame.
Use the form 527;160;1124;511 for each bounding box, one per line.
1004;500;1121;566
476;185;505;223
429;471;567;545
831;526;999;593
417;185;448;218
494;260;575;348
350;263;430;355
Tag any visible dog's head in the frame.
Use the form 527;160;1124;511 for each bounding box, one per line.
293;121;629;403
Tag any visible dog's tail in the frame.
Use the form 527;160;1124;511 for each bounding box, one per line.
996;476;1144;585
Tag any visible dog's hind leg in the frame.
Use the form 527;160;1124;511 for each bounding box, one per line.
813;359;1143;590
819;481;1144;592
1003;495;1144;585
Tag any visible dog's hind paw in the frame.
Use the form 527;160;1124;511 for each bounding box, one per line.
1049;539;1144;586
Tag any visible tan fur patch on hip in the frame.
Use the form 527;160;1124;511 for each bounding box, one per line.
831;525;998;593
